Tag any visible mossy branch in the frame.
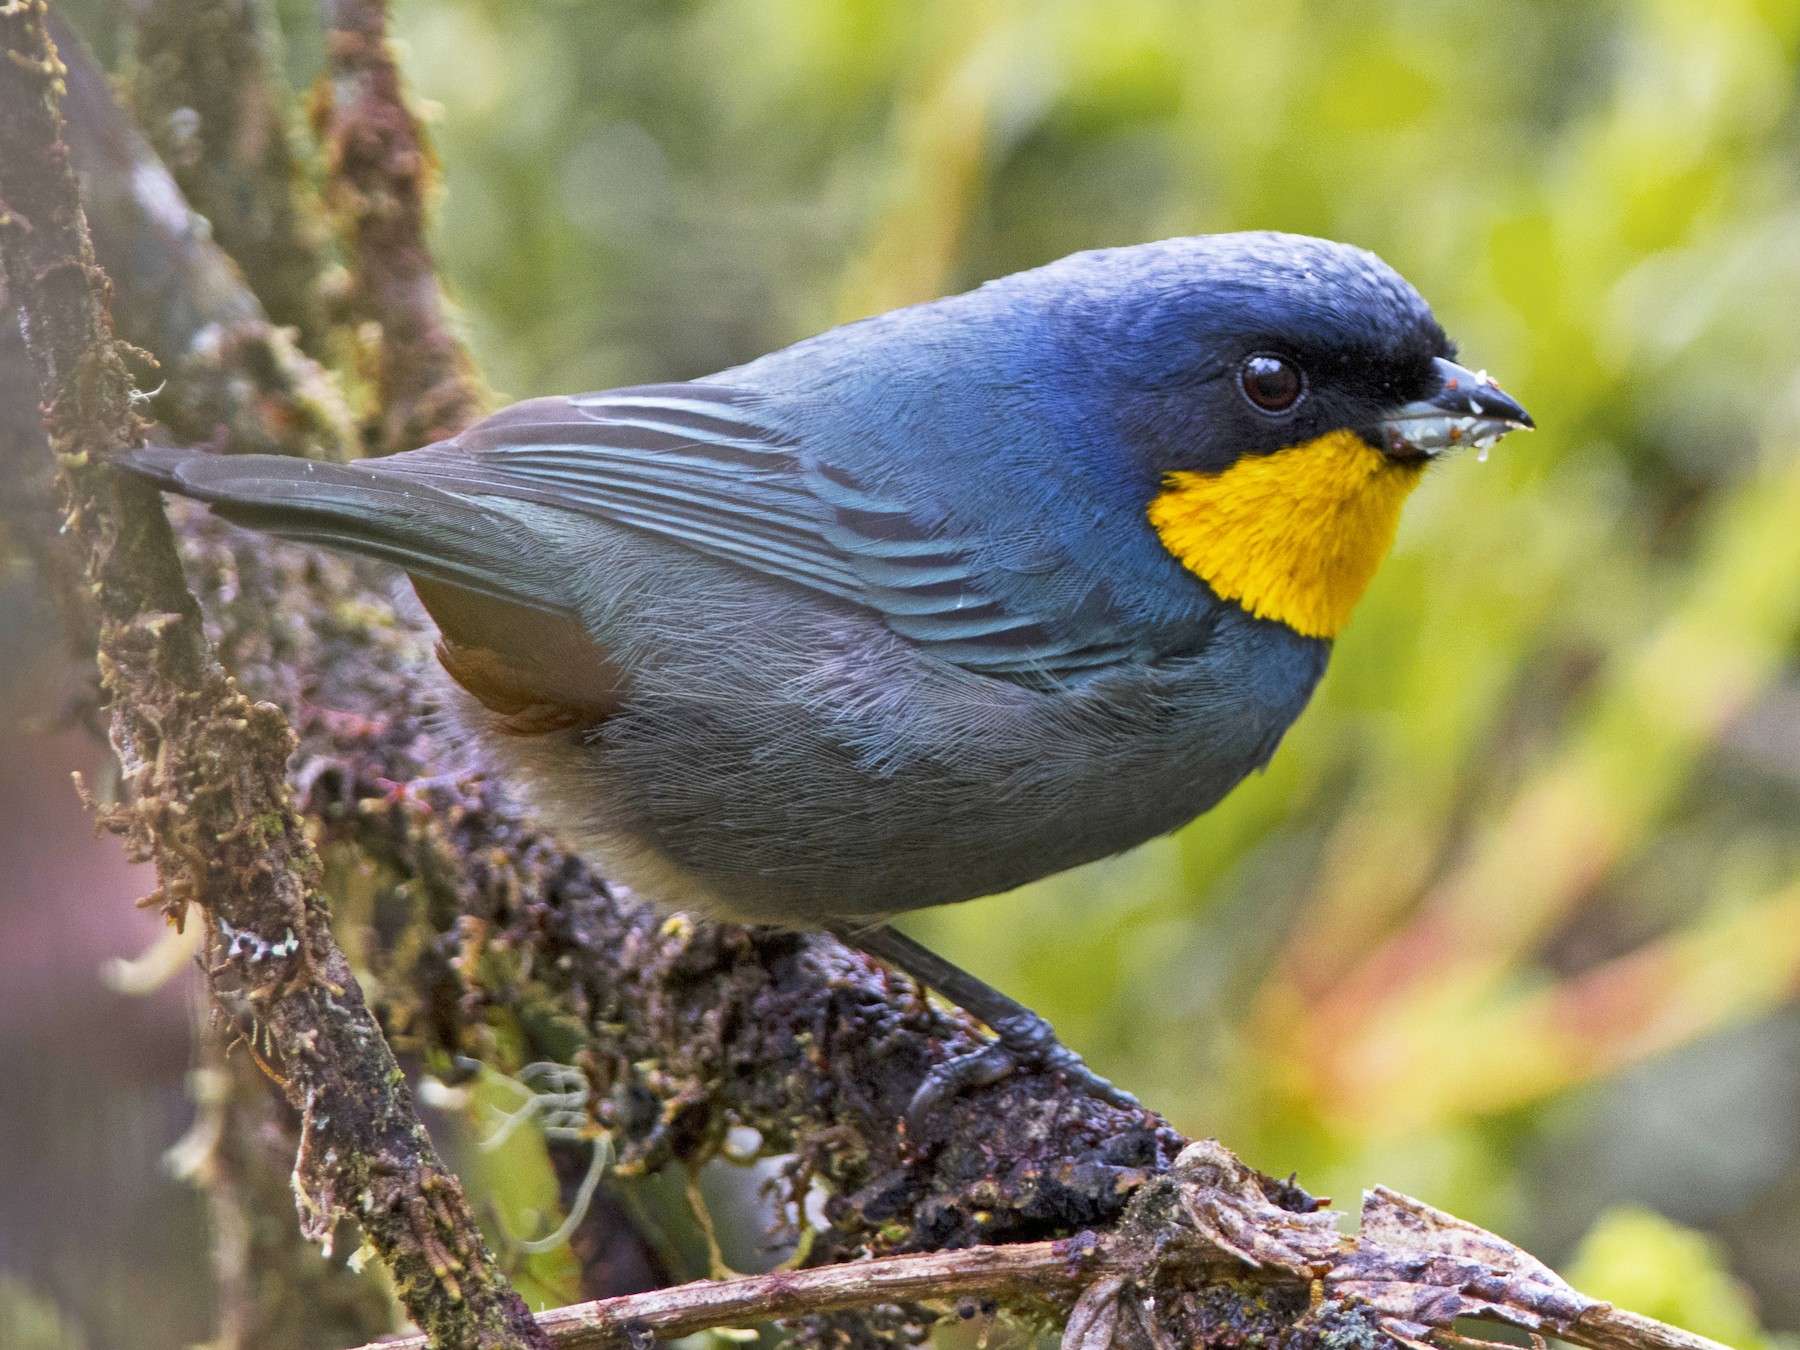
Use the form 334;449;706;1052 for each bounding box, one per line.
0;5;544;1346
351;1145;1735;1350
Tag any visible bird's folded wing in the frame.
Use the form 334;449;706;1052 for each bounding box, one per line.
397;384;1135;681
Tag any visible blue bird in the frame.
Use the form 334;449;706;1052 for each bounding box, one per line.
125;232;1530;1111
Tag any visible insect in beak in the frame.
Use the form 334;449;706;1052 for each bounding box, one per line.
1377;357;1533;461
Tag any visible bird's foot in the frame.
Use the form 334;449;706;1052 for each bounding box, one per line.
826;922;1141;1132
904;1004;1140;1131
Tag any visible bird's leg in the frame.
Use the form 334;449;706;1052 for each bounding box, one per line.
827;922;1140;1128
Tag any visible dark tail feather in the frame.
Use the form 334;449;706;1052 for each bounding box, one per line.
119;446;569;614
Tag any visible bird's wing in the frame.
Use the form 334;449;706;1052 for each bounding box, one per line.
398;384;1136;680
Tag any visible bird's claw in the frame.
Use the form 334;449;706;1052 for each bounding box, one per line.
904;1006;1140;1131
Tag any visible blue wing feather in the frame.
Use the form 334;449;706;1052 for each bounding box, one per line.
396;384;1139;681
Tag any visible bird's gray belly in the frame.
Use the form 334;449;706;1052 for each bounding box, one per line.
460;514;1328;926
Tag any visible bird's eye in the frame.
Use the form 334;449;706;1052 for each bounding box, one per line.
1238;354;1304;413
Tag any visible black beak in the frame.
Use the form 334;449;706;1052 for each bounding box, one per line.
1376;357;1534;459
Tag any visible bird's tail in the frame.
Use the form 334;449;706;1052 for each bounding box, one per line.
119;445;566;613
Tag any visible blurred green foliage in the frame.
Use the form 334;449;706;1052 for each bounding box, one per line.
343;0;1800;1332
1567;1207;1787;1350
0;1274;89;1350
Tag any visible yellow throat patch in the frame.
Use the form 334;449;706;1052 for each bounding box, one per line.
1147;429;1425;640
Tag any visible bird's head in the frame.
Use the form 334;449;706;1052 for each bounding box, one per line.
1022;232;1533;639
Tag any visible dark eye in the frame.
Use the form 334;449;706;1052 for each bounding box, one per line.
1239;354;1304;413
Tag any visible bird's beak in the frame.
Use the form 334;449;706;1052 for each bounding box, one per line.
1376;357;1533;461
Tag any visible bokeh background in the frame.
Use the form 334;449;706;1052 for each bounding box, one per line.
6;0;1800;1345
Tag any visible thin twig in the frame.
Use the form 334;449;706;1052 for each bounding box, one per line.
363;1240;1093;1350
0;5;544;1346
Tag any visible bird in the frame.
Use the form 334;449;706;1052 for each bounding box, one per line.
124;231;1531;1115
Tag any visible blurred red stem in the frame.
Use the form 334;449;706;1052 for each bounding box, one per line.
314;0;482;453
